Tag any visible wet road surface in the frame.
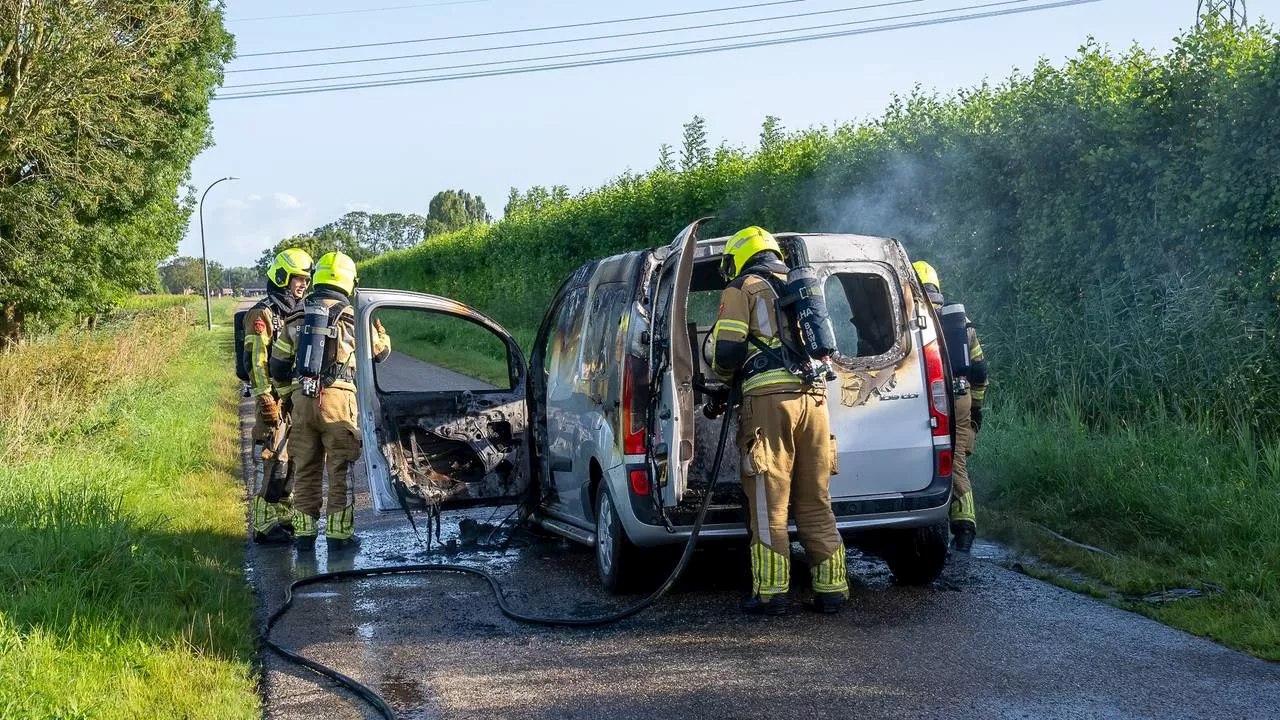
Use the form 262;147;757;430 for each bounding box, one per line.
241;381;1280;719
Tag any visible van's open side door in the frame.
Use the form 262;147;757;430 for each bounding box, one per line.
650;217;711;507
354;290;529;513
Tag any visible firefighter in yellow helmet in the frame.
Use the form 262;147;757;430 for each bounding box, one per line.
913;260;988;553
710;226;847;615
269;251;391;551
244;248;312;544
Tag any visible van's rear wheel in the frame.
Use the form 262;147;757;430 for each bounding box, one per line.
595;487;640;594
883;521;949;585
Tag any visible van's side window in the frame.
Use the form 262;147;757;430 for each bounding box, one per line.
547;286;590;401
582;284;628;401
824;273;897;358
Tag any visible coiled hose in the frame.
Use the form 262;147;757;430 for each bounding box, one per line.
263;391;738;719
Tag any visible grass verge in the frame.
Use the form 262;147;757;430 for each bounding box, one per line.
974;405;1280;660
0;299;259;718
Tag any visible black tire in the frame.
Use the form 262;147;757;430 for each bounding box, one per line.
595;487;640;594
882;521;949;585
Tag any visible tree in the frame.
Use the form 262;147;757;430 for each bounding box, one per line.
160;256;210;294
760;115;784;152
680;115;710;171
0;1;234;344
657;143;675;172
424;189;491;237
317;211;429;254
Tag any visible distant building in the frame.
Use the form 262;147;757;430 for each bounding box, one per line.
243;284;268;297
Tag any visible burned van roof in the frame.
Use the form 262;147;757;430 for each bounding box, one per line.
693;233;909;266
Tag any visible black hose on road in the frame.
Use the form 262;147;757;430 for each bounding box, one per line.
263;393;738;719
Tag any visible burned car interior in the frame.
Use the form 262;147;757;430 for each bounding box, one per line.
370;307;529;508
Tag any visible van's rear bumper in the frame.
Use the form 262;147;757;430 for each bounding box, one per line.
623;472;953;547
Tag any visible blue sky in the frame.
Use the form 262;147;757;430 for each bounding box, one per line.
183;0;1279;267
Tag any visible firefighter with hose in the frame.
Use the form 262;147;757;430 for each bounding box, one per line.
710;226;848;615
913;260;989;553
243;248;312;544
269;251;391;551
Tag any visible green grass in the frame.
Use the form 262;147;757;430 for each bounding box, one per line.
974;405;1280;660
0;299;259;718
374;307;513;388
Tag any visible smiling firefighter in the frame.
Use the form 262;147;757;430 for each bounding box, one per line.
244;248;312;544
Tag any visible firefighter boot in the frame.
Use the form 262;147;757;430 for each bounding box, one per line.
325;504;357;551
950;490;977;553
741;542;790;616
809;545;849;614
291;510;318;551
251;496;293;544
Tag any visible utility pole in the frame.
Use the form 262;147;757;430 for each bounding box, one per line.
1198;0;1247;28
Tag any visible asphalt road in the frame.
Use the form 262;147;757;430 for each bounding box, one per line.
241;364;1280;720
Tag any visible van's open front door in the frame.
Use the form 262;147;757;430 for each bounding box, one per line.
650;217;711;507
353;290;529;513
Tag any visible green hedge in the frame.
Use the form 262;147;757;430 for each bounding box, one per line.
360;20;1280;432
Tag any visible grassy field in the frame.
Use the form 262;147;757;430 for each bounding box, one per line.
0;299;259;718
974;406;1280;660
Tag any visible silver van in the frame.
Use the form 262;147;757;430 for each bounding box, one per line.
354;219;955;592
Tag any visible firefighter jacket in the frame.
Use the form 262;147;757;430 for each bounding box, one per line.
269;291;392;395
710;256;808;397
241;293;298;398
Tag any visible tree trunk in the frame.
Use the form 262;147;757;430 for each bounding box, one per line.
0;302;22;350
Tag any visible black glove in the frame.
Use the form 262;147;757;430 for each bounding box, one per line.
971;404;983;433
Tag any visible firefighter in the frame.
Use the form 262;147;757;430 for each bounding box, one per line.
244;248;312;544
269;251;391;551
913;260;988;553
710;226;847;615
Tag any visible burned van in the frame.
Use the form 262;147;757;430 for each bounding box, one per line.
354;219;954;592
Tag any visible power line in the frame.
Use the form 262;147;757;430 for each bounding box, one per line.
228;0;500;24
223;0;1033;90
230;0;923;73
238;0;808;58
216;0;1106;100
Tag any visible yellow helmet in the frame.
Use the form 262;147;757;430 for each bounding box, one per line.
913;260;940;291
266;248;313;288
720;226;782;281
312;251;358;296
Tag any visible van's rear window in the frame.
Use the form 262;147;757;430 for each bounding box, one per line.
824;273;897;358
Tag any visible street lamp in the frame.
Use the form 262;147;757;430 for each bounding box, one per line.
199;176;239;330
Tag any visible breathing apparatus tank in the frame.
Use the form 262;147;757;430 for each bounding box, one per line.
777;238;839;382
938;302;972;383
295;298;337;397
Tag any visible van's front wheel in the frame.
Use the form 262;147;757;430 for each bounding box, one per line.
595;487;639;594
882;521;949;585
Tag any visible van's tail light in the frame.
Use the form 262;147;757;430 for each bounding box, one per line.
924;340;950;437
622;354;649;455
924;338;953;479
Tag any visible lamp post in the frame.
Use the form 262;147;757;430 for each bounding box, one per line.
199;176;239;330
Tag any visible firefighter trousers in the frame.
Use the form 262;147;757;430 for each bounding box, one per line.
951;391;977;528
289;388;360;534
251;401;295;536
739;391;846;597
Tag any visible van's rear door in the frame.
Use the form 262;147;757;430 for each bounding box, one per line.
353;290;529;513
817;260;936;497
650;218;709;507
